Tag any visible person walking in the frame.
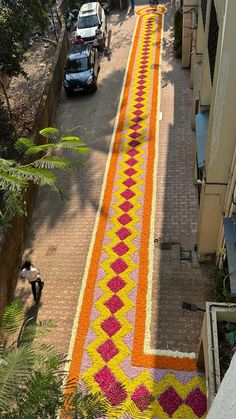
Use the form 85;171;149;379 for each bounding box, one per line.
21;261;44;302
130;0;135;9
95;23;104;51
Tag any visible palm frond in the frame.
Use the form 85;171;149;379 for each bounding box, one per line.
2;189;26;224
0;158;16;168
39;127;60;140
57;141;90;153
62;391;109;419
14;137;35;154
0;346;34;411
15;140;57;157
20;319;56;343
0;172;28;189
2;300;24;337
60;135;84;143
10;166;57;188
32;156;74;171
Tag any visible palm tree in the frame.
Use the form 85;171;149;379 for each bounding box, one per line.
0;299;109;418
0;127;90;227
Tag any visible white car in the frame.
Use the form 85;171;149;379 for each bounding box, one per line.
75;2;107;47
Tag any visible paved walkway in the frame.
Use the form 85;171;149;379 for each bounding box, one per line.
15;2;213;418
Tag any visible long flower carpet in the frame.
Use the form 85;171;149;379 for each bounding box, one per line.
65;5;207;418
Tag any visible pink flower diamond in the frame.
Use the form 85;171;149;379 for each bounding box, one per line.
133;110;143;116
94;366;116;392
159;387;182;417
121;189;135;200
101;316;121;337
119;201;133;212
126;157;137;166
124;167;137;176
107;276;126;292
118;213;132;225
136;97;144;103
134;103;144;109
128;140;140;148
130;123;142;131
116;227;131;240
106;382;127;406
104;294;124;314
136;91;144;97
97;339;119;362
112;242;129;256
139;69;147;74
131;116;142;123
137;80;145;85
123;178;136;187
110;258;128;273
185;388;207;417
127;149;139;157
131;385;153;411
129;131;141;139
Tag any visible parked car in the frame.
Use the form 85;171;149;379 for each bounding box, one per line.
63;44;100;95
75;2;107;47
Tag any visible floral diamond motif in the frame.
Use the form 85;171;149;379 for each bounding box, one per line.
101;316;121;337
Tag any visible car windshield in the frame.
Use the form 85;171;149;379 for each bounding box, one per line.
67;57;89;73
77;14;99;29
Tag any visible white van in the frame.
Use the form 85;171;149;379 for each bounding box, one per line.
75;2;107;47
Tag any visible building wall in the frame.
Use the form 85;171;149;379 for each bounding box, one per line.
195;0;236;258
182;0;199;68
207;351;236;419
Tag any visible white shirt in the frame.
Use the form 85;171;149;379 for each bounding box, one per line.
21;267;39;283
95;28;103;40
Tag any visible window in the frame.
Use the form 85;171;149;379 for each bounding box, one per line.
201;0;207;29
208;0;219;84
67;57;89;73
77;14;99;29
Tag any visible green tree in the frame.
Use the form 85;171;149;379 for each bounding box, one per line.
0;127;89;227
0;0;51;126
0;299;109;418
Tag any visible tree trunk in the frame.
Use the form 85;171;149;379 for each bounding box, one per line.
0;80;17;137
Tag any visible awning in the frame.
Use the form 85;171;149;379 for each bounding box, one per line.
223;216;236;296
195;112;209;169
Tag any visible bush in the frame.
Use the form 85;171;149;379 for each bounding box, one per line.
212;267;236;303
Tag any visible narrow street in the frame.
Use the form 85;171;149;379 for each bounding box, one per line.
15;2;213;417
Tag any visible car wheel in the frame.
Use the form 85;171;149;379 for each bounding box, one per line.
93;82;98;92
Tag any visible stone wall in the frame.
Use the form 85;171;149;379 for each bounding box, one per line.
0;2;70;320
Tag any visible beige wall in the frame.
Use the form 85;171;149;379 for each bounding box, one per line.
197;0;236;257
182;0;199;68
198;184;226;256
